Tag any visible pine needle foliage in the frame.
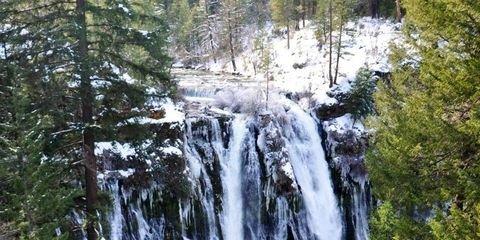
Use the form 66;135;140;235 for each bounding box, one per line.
367;0;480;239
0;0;172;238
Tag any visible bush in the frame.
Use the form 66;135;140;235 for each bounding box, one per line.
348;67;376;120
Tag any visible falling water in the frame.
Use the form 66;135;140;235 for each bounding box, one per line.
219;117;249;240
353;182;369;240
282;105;343;239
108;181;123;240
90;70;371;240
184;119;221;240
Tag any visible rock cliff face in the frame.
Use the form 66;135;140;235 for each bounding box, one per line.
80;95;371;240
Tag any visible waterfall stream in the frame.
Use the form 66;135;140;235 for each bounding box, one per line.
220;117;248;240
283;106;343;239
93;70;370;240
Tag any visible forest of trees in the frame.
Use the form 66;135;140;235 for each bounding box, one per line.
367;0;480;238
164;0;400;71
0;0;172;239
1;0;479;239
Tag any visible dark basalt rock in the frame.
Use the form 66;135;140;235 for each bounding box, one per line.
331;130;367;156
257;114;298;196
316;102;351;120
293;62;307;69
91;96;374;240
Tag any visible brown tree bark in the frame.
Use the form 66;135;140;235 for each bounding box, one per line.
76;0;98;239
227;13;237;72
395;0;402;22
287;20;291;49
334;15;344;85
328;0;333;87
301;0;306;28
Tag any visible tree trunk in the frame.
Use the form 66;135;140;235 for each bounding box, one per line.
287;21;290;49
205;0;217;63
334;16;343;85
323;21;327;46
369;0;379;18
328;0;333;87
210;30;217;63
333;16;343;84
311;0;317;16
302;0;306;27
266;70;269;110
395;0;402;22
76;1;98;239
227;12;236;72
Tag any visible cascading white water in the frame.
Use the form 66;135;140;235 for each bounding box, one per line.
282;105;343;240
108;181;124;240
95;69;372;239
218;117;249;240
353;182;369;240
184;119;220;240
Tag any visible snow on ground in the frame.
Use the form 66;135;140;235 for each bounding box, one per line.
323;114;365;135
95;141;137;159
144;99;185;124
204;17;401;106
121;98;185;125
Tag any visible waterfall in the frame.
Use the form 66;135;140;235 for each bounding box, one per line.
219;117;248;240
353;182;369;240
92;89;370;240
108;181;123;240
282;106;343;239
184;119;221;240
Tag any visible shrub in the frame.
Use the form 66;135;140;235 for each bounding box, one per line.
348;67;377;120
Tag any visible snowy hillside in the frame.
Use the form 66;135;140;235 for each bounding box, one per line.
205;17;401;103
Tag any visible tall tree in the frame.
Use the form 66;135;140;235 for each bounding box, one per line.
367;0;480;238
316;0;352;87
271;0;295;49
0;0;172;238
395;0;402;22
219;0;249;72
168;0;195;58
369;0;379;18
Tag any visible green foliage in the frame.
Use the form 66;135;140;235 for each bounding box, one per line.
168;0;194;49
369;201;398;240
0;0;172;238
315;0;354;44
348;67;376;120
429;203;480;240
367;0;480;239
270;0;295;28
369;201;433;240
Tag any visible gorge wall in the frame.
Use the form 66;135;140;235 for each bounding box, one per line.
74;86;371;240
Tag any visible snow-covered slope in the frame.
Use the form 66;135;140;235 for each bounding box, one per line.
205;17;401;104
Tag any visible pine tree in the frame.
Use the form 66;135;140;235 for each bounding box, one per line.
367;0;480;238
270;0;295;49
1;0;172;238
316;0;353;87
219;0;250;72
168;0;195;57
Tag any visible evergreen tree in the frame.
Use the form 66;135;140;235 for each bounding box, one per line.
348;67;376;120
168;0;195;57
367;0;480;238
0;0;172;238
219;0;250;72
270;0;295;49
316;0;353;87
